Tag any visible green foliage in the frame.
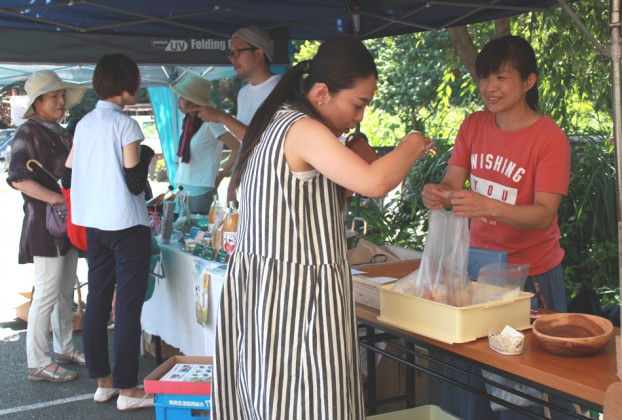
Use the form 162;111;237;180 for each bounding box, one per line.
516;1;612;131
558;139;618;295
155;158;166;173
142;120;158;139
293;40;320;62
356;139;455;249
365;31;475;134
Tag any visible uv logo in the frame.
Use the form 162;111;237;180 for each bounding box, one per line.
165;40;188;51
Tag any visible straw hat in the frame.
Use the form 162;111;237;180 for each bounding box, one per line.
22;70;86;118
232;26;273;62
169;73;213;107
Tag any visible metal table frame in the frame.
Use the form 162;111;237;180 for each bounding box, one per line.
358;311;606;419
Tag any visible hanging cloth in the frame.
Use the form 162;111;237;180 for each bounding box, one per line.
176;113;203;163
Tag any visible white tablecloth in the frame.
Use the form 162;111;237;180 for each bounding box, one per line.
141;242;227;356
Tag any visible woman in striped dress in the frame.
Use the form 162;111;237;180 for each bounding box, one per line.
213;36;432;420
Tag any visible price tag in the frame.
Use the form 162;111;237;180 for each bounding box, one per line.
215;249;229;263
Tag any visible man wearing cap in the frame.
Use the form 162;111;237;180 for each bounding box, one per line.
196;26;280;203
170;73;240;214
196;26;281;141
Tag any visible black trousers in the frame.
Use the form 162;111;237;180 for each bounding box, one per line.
83;225;151;389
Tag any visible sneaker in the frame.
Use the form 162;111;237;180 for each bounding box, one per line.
55;350;86;365
117;394;154;412
28;363;78;382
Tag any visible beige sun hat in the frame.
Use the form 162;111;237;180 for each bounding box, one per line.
22;70;86;118
169;73;213;107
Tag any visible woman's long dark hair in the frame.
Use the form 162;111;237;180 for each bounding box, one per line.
235;35;378;188
475;35;539;111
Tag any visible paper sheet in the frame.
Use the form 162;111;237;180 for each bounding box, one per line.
365;276;397;285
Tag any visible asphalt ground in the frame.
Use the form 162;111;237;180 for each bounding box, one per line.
0;322;159;419
0;172;171;419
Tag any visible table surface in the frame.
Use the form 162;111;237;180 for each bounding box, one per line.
357;303;619;409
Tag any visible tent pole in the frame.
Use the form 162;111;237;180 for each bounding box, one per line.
610;0;622;376
557;0;606;53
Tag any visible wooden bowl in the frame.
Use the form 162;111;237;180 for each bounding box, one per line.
532;313;613;356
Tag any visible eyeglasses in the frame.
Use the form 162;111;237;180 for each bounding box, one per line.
228;47;258;58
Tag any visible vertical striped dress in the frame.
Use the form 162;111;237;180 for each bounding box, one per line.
213;109;365;420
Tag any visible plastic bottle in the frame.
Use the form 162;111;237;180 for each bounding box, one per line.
208;198;220;233
222;201;239;253
207;199;227;235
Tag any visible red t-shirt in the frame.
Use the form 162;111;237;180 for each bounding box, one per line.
449;110;571;275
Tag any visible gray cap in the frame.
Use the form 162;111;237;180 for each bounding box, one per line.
232;26;273;62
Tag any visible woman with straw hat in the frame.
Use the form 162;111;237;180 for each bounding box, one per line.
170;72;240;213
7;70;86;382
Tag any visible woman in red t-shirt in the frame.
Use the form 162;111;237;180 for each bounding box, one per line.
423;36;572;420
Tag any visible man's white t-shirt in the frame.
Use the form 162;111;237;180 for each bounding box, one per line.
236;74;281;125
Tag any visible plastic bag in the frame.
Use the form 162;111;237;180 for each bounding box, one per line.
173;189;192;233
472;262;530;305
414;209;471;306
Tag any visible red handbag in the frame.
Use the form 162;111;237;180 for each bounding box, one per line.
60;187;88;251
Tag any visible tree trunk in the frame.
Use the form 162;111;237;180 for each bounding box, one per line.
448;26;479;81
495;18;511;37
448;18;512;82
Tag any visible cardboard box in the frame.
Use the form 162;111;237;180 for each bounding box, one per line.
144;356;212;396
368;405;458;420
348;239;422;266
143;333;183;361
14;291;32;323
353;260;420;309
363;340;429;414
378;282;533;344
